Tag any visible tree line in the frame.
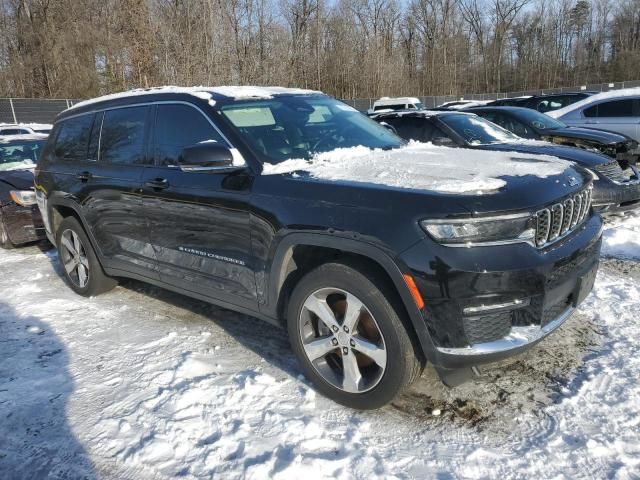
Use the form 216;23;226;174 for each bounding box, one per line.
0;0;639;100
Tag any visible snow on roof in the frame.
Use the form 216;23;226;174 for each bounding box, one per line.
68;85;321;112
373;97;421;106
547;87;640;118
0;133;48;143
262;141;573;194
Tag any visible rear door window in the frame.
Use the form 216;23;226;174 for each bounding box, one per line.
100;106;149;164
153;104;226;166
584;99;636;118
53;114;95;162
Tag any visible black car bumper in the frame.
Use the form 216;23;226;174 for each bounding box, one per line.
1;203;46;245
592;179;640;214
397;214;602;374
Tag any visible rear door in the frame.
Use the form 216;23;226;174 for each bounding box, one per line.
142;103;256;309
582;98;640;141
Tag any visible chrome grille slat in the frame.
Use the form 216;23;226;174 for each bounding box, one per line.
535;186;592;248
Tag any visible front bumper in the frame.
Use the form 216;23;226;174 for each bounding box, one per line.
397;213;602;372
0;203;46;245
592;178;640;214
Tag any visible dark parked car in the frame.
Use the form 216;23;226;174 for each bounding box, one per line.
374;110;640;214
469;106;639;167
35;87;601;409
485;92;596;113
0;134;48;249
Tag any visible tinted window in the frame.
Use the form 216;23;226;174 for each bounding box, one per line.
584;99;635;118
53;114;94;161
100;106;148;164
154;104;226;166
385;117;434;142
0;128;31;135
438;114;520;144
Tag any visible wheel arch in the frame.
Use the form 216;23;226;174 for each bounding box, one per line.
266;233;438;364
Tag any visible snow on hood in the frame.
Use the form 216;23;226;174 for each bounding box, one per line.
262;142;575;194
547;87;640;118
68;85;321;112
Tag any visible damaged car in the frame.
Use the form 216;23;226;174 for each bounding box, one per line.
0;134;48;249
374;109;640;215
468;106;639;167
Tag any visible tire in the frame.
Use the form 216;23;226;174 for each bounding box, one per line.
0;214;15;249
287;261;423;409
55;216;117;296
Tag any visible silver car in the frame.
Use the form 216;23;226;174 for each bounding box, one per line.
547;89;640;144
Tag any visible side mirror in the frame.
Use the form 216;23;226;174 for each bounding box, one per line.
179;143;237;171
379;121;398;135
432;136;455;147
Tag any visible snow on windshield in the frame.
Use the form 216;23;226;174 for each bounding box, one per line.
262;142;574;194
548;87;640;118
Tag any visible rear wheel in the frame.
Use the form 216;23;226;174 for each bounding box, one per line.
0;214;15;249
287;262;423;409
56;216;117;296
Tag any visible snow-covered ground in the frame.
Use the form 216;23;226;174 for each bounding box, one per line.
1;216;639;479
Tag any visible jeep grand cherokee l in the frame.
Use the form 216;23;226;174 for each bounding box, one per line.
34;87;602;409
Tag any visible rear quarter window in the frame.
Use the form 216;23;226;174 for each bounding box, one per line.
52;114;95;162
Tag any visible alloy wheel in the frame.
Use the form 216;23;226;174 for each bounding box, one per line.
60;229;90;288
299;288;387;393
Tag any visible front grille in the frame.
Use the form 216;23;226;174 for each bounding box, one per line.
535;186;592;247
594;161;631;183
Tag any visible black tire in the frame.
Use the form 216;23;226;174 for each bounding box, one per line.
0;214;15;249
55;216;117;296
287;261;423;409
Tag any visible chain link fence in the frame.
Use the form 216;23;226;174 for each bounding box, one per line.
341;80;640;111
2;79;640;122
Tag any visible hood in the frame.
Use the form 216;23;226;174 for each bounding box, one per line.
0;169;35;190
544;126;632;145
476;142;610;168
260;143;591;215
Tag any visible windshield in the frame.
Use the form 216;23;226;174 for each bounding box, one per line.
220;96;404;163
512;109;567;130
0;140;44;171
439;114;520;145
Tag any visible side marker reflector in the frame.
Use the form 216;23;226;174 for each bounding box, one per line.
403;274;425;310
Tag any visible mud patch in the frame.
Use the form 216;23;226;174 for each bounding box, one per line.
392;311;603;433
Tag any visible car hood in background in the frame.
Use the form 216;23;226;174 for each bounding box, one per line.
0;169;35;190
544;127;634;146
476;142;611;168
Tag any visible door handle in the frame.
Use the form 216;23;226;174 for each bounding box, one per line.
76;171;92;182
144;178;169;190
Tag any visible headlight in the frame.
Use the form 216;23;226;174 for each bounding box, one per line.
420;214;536;246
9;190;37;206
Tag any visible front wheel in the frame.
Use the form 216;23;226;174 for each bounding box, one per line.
55;216;117;296
287;262;423;409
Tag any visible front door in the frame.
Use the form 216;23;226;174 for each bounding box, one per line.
142;103;257;310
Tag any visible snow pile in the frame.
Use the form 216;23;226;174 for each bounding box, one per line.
548;87;640;119
0;133;48;143
263;142;574;194
602;214;640;260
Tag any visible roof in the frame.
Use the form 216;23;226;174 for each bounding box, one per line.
548;87;640;118
373;97;421;106
372;109;474;119
65;85;323;116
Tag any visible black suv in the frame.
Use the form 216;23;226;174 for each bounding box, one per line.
35;87;602;409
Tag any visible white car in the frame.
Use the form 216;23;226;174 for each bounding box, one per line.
547;88;640;143
368;97;424;115
0;123;53;136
